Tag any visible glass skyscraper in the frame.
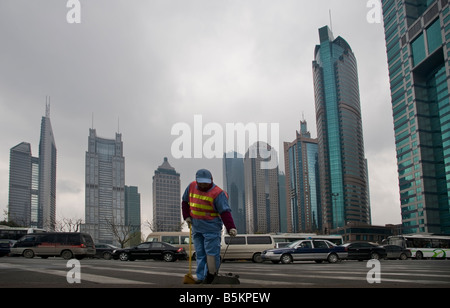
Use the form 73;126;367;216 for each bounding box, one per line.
8;103;56;230
382;0;450;234
152;157;181;232
223;151;246;233
284;120;321;233
244;142;280;234
313;26;371;231
38;104;57;230
83;129;125;245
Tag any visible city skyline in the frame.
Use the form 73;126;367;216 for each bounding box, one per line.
0;1;401;233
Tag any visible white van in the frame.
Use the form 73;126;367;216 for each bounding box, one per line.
220;234;274;263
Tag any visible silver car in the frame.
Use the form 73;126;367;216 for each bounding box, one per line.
261;239;348;264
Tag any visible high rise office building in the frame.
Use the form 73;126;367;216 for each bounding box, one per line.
125;185;141;234
284;120;322;233
244;142;280;234
223;151;246;233
313;26;371;231
382;0;450;234
8;142;33;227
38;104;57;230
152;157;181;232
8;104;56;230
83;129;125;244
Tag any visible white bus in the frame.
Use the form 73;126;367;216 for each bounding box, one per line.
0;225;46;241
386;234;450;259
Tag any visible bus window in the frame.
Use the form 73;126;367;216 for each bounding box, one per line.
161;236;179;245
247;236;272;245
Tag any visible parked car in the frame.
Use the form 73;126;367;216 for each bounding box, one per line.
10;232;95;260
0;240;16;257
341;242;387;261
261;239;348;264
94;243;118;260
382;245;411;260
112;242;186;262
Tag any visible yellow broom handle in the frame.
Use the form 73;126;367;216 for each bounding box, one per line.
188;224;192;273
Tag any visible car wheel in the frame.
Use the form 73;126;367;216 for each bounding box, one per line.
119;252;129;261
370;252;380;260
399;253;407;260
23;249;35;259
103;252;112;260
252;252;263;263
163;252;174;262
61;250;74;260
280;253;293;264
327;253;339;264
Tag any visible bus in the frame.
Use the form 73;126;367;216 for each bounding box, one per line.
386;234;450;259
272;233;344;247
0;225;46;241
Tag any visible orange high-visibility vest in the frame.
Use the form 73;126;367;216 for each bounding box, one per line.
188;181;226;220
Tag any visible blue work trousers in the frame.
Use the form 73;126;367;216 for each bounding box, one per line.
193;231;221;281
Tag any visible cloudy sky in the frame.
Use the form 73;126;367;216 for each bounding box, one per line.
0;0;399;234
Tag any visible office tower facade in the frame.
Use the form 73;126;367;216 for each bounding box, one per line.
8;104;56;230
38;105;57;230
125;185;141;233
244;142;280;234
152;157;181;232
83;129;125;244
313;26;371;231
125;185;141;245
284;120;322;233
8;142;33;226
223;152;246;233
382;0;450;234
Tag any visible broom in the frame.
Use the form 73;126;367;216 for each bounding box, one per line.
183;224;196;284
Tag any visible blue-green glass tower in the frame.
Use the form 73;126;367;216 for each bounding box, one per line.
313;26;371;232
382;0;450;234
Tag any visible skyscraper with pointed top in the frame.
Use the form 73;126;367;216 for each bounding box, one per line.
152;157;181;232
38;101;57;230
313;26;371;231
8;101;57;230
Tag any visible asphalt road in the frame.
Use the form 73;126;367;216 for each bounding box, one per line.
1;257;449;289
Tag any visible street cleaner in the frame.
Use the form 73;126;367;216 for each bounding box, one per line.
182;169;237;284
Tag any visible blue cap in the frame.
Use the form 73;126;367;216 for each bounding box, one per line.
196;169;213;184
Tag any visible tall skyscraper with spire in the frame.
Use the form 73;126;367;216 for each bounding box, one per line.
8;101;56;230
313;26;371;232
38;101;57;230
284;119;321;233
381;0;450;234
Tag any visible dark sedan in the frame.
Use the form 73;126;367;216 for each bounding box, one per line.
342;242;387;261
94;243;119;260
383;245;411;260
112;241;186;262
0;240;16;257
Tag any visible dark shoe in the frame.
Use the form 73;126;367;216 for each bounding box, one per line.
201;272;216;284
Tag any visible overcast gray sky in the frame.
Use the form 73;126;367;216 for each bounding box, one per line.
0;0;399;235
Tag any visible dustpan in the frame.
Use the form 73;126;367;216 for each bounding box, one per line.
183;224;196;284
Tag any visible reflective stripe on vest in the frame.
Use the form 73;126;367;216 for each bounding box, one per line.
188;182;222;220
